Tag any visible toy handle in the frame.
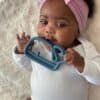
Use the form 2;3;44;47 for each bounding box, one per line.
52;45;65;62
25;37;65;62
24;37;53;51
24;37;65;71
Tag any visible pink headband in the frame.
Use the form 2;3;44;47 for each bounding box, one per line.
39;0;89;32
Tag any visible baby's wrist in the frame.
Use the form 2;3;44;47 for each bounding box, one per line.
15;46;24;54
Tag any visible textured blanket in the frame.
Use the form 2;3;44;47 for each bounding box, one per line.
0;0;100;100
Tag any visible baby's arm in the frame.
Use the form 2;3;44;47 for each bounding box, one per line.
64;48;85;73
80;48;100;85
64;47;100;85
12;32;32;71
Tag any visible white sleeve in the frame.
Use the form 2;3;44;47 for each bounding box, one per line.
81;56;100;85
77;42;100;85
12;48;32;71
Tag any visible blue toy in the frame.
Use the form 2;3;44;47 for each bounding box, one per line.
24;37;65;71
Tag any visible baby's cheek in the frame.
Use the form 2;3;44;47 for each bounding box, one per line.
37;25;44;33
56;32;68;42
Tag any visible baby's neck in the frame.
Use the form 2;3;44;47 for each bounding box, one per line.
67;39;81;49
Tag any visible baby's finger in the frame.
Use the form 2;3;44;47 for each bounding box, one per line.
26;35;30;40
16;34;20;40
67;48;75;54
16;34;22;45
64;51;75;65
66;56;73;64
67;60;73;64
64;53;72;61
16;34;23;48
21;32;26;39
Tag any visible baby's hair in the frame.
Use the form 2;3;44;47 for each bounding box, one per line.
84;0;95;18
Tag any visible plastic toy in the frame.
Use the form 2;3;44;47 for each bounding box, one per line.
24;37;65;71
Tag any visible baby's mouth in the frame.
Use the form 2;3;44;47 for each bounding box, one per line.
48;38;57;45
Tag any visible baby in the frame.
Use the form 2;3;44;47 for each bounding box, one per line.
13;0;100;100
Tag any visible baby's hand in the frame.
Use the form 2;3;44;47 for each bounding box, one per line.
64;48;85;73
15;32;30;54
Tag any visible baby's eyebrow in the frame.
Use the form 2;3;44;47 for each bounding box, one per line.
40;15;70;22
40;15;48;18
55;17;70;22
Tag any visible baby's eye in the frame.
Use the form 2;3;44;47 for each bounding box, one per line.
39;19;48;25
57;23;67;28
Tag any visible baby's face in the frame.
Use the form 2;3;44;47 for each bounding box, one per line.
37;0;79;49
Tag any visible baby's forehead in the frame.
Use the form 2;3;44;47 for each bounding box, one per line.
40;1;75;21
40;0;68;10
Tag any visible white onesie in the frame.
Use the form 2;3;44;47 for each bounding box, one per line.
13;37;100;100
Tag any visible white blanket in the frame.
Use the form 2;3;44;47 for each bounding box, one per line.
0;0;100;100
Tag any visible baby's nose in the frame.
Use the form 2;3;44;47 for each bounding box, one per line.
44;25;55;39
45;24;55;34
45;31;53;40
